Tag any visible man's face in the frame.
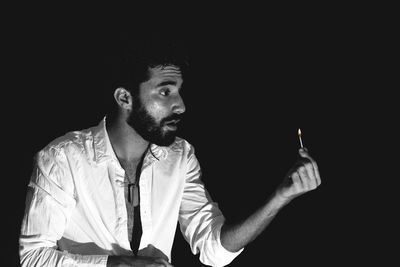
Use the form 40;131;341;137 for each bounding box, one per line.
127;65;185;146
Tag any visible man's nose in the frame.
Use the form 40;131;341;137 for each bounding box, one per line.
172;94;186;114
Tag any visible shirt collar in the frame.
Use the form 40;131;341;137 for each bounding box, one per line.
93;117;171;164
92;117;114;163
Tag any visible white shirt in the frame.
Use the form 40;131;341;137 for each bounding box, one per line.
19;118;243;267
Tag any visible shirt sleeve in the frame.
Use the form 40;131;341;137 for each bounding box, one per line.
178;145;243;267
19;147;108;267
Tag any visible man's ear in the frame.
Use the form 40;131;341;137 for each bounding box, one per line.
113;87;132;110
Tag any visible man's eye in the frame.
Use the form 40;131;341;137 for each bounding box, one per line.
160;88;170;96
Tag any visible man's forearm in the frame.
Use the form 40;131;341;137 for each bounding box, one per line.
220;191;290;252
20;246;108;267
220;148;321;252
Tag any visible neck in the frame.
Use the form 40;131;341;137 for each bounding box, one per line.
106;116;149;162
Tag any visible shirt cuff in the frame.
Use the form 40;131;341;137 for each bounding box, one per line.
213;222;244;266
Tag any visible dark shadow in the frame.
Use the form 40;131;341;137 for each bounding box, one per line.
58;237;169;261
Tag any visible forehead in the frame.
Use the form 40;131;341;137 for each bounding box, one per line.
147;65;183;84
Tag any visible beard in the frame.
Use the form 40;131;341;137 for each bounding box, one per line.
127;97;181;147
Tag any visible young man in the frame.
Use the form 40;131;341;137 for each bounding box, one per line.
19;36;321;267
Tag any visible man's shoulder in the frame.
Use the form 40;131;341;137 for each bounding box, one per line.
38;124;98;158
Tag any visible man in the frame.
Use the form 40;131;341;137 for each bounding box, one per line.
19;36;321;267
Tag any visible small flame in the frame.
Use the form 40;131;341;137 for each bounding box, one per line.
298;128;302;136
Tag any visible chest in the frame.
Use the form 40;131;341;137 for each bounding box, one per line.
120;160;141;183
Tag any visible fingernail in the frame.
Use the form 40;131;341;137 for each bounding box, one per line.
299;147;308;153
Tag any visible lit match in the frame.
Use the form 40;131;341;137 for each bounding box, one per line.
298;128;303;148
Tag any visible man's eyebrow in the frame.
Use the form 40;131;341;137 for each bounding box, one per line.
156;80;178;87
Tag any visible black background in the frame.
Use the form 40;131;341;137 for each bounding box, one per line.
4;6;396;266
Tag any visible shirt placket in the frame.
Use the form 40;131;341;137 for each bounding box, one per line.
110;159;130;248
137;156;154;248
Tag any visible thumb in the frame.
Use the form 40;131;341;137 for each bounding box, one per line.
298;147;316;167
298;147;309;158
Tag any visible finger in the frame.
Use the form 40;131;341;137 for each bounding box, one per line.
298;148;321;186
302;163;318;190
291;171;303;192
297;166;311;190
312;160;321;186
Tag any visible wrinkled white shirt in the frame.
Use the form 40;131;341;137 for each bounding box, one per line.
19;118;243;267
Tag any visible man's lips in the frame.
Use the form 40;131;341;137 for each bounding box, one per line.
163;119;181;130
164;119;180;125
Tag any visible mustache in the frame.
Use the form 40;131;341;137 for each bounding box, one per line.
161;113;184;124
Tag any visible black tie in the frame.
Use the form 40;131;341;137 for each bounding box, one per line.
131;198;142;254
130;158;144;254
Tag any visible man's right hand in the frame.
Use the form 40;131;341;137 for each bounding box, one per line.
106;255;174;267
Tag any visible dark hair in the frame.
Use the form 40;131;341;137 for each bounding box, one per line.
104;33;189;119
